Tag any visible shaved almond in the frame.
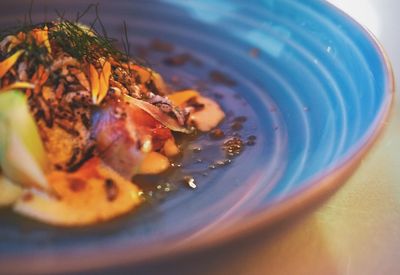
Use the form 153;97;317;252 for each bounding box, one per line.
0;35;21;52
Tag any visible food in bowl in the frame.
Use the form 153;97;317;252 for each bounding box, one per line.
0;20;225;226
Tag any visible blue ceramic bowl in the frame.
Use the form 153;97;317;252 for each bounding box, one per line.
0;0;394;273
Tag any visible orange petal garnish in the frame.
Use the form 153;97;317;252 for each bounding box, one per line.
127;63;151;83
0;50;24;78
89;64;100;104
16;32;26;41
31;65;49;95
36;65;49;86
97;61;111;104
41;86;53;101
70;68;90;91
32;26;51;53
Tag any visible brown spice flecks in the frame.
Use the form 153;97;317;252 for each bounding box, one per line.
246;140;256;146
249;48;260;58
81;113;91;129
230;121;243;131
56;120;80;137
149;39;175;53
170;75;181;86
164;53;191;66
22;192;33;202
209;128;225;140
234;116;247;123
67;144;96;172
55;81;65;99
247;135;257;146
68;178;86;192
66;147;81;167
163;53;201;67
104;178;119;202
186;97;205;111
135;45;149;58
37;97;53;128
209;70;237;87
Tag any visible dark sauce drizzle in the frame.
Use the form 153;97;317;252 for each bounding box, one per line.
132;39;256;203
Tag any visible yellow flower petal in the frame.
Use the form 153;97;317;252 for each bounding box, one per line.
0;50;24;78
32;26;51;53
89;64;100;104
0;82;34;93
97;61;111;104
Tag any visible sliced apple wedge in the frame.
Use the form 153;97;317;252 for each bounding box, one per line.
0;175;22;206
0;90;49;189
14;158;141;226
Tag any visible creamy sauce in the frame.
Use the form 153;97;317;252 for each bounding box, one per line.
189;96;225;132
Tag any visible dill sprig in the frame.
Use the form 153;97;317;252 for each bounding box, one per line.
0;22;39;41
20;35;53;69
49;20;128;63
0;19;133;63
0;2;142;67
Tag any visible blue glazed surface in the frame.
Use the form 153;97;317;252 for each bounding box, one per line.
0;0;393;270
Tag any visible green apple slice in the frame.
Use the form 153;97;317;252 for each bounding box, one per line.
0;175;22;206
0;90;49;189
